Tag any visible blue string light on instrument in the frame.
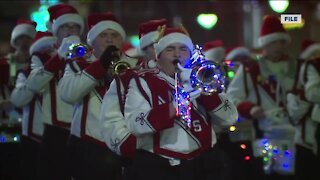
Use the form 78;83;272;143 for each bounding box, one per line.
187;44;226;95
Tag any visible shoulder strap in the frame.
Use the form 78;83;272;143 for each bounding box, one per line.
115;69;138;115
242;60;261;105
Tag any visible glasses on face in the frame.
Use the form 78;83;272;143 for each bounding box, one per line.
59;23;81;32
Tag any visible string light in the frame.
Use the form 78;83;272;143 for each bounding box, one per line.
258;138;294;174
240;144;247;149
229;125;236;132
244;156;250;161
175;73;192;128
188;45;226;94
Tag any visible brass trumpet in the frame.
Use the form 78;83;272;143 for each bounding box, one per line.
111;60;131;75
188;45;226;94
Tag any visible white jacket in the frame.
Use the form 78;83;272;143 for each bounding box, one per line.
11;64;44;141
100;70;138;158
26;54;73;128
301;62;320;123
59;57;109;146
124;71;238;160
227;56;296;138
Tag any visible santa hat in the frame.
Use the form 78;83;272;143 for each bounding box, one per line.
139;18;168;50
225;46;251;61
258;15;291;47
47;4;84;36
10;19;36;48
203;40;226;62
122;42;141;57
154;27;193;57
87;12;125;46
300;39;320;59
29;31;57;55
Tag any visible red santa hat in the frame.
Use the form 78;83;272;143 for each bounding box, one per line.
29;31;57;55
10;19;36;48
203;40;226;62
154;27;193;57
122;42;141;57
300;39;320;59
47;4;84;36
139;18;168;50
87;12;126;46
258;15;291;47
225;46;251;61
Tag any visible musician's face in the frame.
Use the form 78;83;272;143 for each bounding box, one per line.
56;23;81;45
263;39;288;62
92;29;123;58
143;43;156;61
157;43;191;77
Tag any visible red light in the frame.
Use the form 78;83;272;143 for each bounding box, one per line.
240;144;246;149
244;156;250;161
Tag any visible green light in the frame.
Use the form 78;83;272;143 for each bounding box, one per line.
197;13;218;30
263;157;269;162
129;35;140;47
268;0;289;13
31;5;51;31
228;71;235;78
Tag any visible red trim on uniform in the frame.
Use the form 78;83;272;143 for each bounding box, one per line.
237;101;255;119
119;134;137;158
27;96;42;141
153;107;213;159
115;77;124;115
243;61;262;105
115;69;137;115
136;72;213;159
80;95;107;148
197;93;222;111
84;60;108;80
49;80;71;128
147;103;175;131
32;52;52;64
44;54;66;76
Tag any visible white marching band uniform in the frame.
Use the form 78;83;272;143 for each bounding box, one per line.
59;56;109;146
10;54;45;141
100;72;138;158
26;54;73;128
227;55;297;174
124;70;238;162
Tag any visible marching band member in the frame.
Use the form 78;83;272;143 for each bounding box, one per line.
99;18;168;179
58;12;126;179
26;4;84;179
10;31;56;180
124;27;237;180
227;15;296;179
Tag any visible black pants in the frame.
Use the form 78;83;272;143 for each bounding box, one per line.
0;142;20;180
68;135;122;180
37;124;71;180
295;144;319;180
217;133;264;180
315;123;320;160
20;136;41;180
130;148;227;180
196;145;233;180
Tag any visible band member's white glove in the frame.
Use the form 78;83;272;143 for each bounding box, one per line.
57;35;81;59
177;63;192;88
177;63;202;101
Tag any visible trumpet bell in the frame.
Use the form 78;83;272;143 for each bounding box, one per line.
190;61;226;94
112;60;131;75
67;43;92;59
